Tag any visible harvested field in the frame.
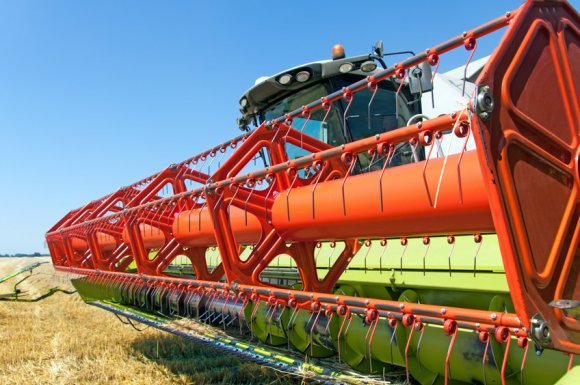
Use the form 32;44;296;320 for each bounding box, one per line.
0;257;297;385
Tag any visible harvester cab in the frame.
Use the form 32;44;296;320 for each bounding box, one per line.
237;45;433;170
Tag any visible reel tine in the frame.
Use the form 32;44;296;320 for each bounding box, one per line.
473;234;483;277
367;317;380;373
415;321;425;371
379;239;387;274
378;144;395;212
389;318;398;363
461;36;477;97
447;235;456;277
404;317;417;385
337;310;351;364
422;236;430;276
399;237;408;275
500;331;512;385
363;240;372;274
519;338;529;385
340;153;356;216
481;332;490;385
443;320;458;385
309;308;322;357
287;305;299;350
285;169;300;222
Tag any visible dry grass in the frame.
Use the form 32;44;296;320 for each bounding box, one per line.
0;258;297;385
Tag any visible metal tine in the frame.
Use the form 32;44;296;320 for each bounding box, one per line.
389;319;398;364
282;113;295;143
215;146;229;172
415;321;425;371
421;129;440;207
263;175;276;223
395;69;407;124
240;297;250;334
220;295;231;330
429;53;440;109
366;317;380;373
379;239;387;274
197;195;207;231
500;332;513;385
205;150;218;176
310;161;325;219
443;320;458;385
364;315;373;359
194;154;208;176
379;144;396;212
244;181;257;226
461;36;477;97
481;332;491;385
324;310;334;334
227;184;240;217
308;308;322;356
328;241;337;270
313;242;322;266
455;118;472;205
399;237;408;275
337;311;351;363
404;317;417;384
342;88;354;143
340;153;357;216
520;338;530;385
266;302;276;344
422;236;431;276
362;240;372;273
473;234;483;277
367;79;379;131
249;298;261;340
212;185;226;213
367;149;377;173
285;169;300;222
447;235;456;277
298;106;311;150
287;305;300;350
187;193;202;233
434;110;465;208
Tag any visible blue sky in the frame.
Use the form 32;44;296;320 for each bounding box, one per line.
0;0;560;254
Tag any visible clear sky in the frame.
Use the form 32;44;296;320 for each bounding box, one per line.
0;0;566;254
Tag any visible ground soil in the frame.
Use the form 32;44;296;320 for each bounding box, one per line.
0;257;297;385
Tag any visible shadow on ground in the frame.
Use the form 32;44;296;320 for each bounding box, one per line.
131;333;300;385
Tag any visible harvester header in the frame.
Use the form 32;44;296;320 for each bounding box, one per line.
47;1;579;384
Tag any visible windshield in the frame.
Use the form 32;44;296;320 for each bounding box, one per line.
261;79;417;169
263;84;346;160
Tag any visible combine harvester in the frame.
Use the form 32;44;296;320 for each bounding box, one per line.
47;1;579;383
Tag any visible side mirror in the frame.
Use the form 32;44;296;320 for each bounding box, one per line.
408;62;433;94
373;40;384;58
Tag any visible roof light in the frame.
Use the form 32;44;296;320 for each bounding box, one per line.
296;70;310;83
278;73;293;85
332;44;345;60
339;62;354;73
361;60;377;72
240;97;248;108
